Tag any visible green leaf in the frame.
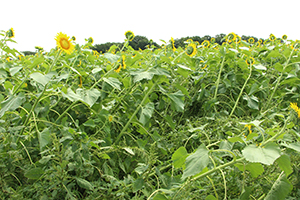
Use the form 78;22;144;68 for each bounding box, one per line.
103;77;121;90
30;72;55;86
38;128;51;151
242;142;281;165
282;142;300;152
9;66;22;76
239;187;252;200
131;70;154;83
0;93;25;118
235;163;264;178
172;146;188;169
228;136;244;143
132;177;144;192
104;53;120;63
62;88;100;107
205;195;218;200
276;154;293;176
182;144;209;180
253;64;266;70
243;95;259;110
139;102;154;126
123;147;135;155
274;63;283;72
176;64;192;78
75;177;94;190
153;193;168;200
264;173;293;200
24;167;44;179
166;90;185;112
29;56;44;68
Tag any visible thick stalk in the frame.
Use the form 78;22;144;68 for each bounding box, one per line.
114;78;159;144
264;49;294;110
214;56;226;99
229;63;252;117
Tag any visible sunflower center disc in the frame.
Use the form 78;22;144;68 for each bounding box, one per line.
61;39;70;49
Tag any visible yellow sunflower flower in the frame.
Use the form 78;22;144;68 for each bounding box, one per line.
88;37;94;44
282;35;288;40
258;39;263;44
290;102;300;118
125;31;135;41
121;55;126;69
71;36;76;41
210;37;216;43
185;43;197;57
171;37;176;51
244;124;252;135
55;32;75;54
226;32;237;42
246;57;255;65
6;28;15;38
269;34;276;41
248;37;255;44
201;40;210;48
291;40;300;50
114;65;122;73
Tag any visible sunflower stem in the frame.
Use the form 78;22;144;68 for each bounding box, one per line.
214;55;226;99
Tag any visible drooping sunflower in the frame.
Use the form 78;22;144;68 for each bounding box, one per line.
185;43;197;57
269;34;276;41
6;28;15;38
282;34;288;40
125;31;135;41
88;37;94;44
55;32;75;54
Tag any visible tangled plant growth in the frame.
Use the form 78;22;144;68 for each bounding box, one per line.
1;29;300;199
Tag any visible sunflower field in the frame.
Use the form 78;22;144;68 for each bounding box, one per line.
1;29;300;200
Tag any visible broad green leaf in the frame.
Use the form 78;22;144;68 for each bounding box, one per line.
243;95;259;110
235;163;264;178
104;53;120;63
176;64;192;78
139;102;154;126
30;72;55;86
76;88;101;107
205;195;218;200
228;136;244;143
239;187;252;200
166;90;185;112
131;70;154;83
242;142;281;165
264;174;293;200
182;144;209;180
132;177;144;192
153;193;168;200
38;128;51;151
75;177;94;190
9;66;22;76
29;56;44;68
253;64;266;70
274;63;283;72
83;119;96;127
172;146;188;169
24;167;44;179
282;142;300;152
0;93;25;118
103;77;121;90
276;154;293;176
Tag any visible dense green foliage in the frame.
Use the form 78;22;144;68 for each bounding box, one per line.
1;30;300;199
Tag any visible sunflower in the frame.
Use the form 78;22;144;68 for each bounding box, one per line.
258;39;263;44
121;55;126;69
71;36;76;41
88;37;94;44
282;35;288;40
170;37;176;51
185;43;197;57
246;57;255;65
125;31;135;41
291;40;300;50
186;39;193;43
226;32;237;42
201;40;210;48
6;28;15;38
55;32;75;54
248;37;255;44
210;37;216;43
269;34;276;41
114;65;122;73
290;102;300;118
235;35;241;43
